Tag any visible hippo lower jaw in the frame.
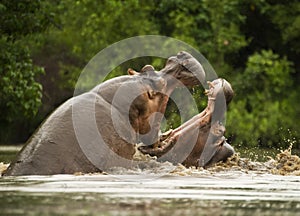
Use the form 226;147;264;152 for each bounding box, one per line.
204;141;235;167
139;78;235;167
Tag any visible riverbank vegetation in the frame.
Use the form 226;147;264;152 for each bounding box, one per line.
0;0;299;149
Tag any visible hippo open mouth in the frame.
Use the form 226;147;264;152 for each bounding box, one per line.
130;51;206;147
128;52;235;168
139;78;235;168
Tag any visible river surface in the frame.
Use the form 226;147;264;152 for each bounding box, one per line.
1;172;300;215
0;146;300;215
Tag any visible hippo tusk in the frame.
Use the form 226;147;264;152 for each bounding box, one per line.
159;129;173;141
147;90;157;99
207;81;215;88
204;89;210;95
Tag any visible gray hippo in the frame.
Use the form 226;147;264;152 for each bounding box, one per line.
4;51;234;176
139;78;235;168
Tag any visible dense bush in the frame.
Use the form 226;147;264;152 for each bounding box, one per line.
0;0;53;142
227;50;295;147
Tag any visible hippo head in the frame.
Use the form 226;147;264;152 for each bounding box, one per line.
127;52;205;145
159;51;206;89
127;70;167;135
128;51;206;90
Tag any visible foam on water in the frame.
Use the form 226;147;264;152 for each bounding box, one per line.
110;145;300;177
1;146;300;177
0;143;300;176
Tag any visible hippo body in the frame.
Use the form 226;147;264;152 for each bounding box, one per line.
5;51;208;176
5;76;140;175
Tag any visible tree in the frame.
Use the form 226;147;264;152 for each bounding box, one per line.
153;0;247;75
0;0;53;142
227;50;295;148
29;0;163;124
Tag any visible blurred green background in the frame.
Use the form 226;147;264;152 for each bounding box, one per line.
0;0;299;150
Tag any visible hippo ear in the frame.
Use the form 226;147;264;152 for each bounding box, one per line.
141;65;155;73
127;68;140;76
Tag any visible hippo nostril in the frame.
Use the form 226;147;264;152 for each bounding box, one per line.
177;51;184;58
166;56;178;65
177;51;189;60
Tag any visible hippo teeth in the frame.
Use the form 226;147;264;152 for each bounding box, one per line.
207;81;215;88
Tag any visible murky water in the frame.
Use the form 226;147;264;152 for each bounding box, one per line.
1;172;300;215
1;146;300;215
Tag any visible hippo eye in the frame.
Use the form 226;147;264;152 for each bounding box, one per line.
147;90;156;99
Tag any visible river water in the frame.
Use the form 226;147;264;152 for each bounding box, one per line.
0;147;300;215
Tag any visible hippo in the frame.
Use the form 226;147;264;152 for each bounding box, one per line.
139;78;235;167
4;51;234;176
4;51;204;175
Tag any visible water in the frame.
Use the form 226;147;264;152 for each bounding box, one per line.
1;173;300;215
1;146;300;215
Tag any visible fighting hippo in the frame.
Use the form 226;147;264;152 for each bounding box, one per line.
139;78;235;167
4;51;204;175
4;51;234;176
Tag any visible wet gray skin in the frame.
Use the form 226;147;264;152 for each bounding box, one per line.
139;78;235;168
4;51;207;176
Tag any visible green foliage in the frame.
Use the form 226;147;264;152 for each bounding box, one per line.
227;50;295;147
0;0;52;142
0;38;44;123
265;0;300;53
36;0;160;92
154;0;247;75
0;0;52;39
65;0;158;60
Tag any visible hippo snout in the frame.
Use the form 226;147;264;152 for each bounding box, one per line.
177;51;205;83
161;51;206;86
205;141;235;167
176;51;193;61
221;141;235;159
175;51;206;85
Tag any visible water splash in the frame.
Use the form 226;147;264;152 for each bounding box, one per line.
85;146;300;177
204;145;300;176
0;162;8;175
1;146;299;176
